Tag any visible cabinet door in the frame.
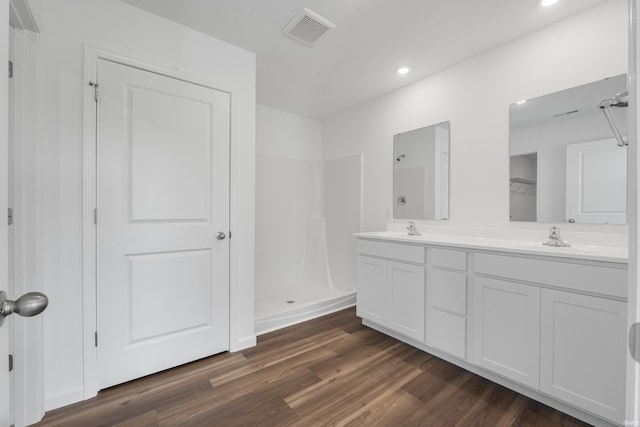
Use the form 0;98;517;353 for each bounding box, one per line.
540;289;626;424
387;261;425;341
474;277;540;389
356;255;386;324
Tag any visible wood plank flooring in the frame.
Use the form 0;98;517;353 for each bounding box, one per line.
33;308;590;427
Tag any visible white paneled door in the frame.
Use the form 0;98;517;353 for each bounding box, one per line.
96;59;230;389
565;138;627;224
1;0;11;423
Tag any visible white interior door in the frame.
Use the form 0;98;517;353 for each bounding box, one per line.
1;0;11;422
96;59;230;389
0;329;8;427
565;138;627;224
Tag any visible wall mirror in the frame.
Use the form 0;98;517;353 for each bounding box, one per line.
509;74;627;224
393;121;450;220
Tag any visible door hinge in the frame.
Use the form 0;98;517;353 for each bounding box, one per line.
93;208;97;225
8;60;13;79
95;331;98;347
8;208;13;226
631;322;640;363
8;354;13;372
89;81;99;102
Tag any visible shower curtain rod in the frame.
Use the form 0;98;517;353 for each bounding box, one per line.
598;90;629;147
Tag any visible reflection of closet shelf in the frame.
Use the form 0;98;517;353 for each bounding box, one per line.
510;177;537;196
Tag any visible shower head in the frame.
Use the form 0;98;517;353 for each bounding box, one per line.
396;154;406;162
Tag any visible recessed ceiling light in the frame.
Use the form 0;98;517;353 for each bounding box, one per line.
540;0;559;7
397;67;410;75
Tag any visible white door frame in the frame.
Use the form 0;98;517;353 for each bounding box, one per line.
82;45;246;399
1;0;11;424
7;1;43;425
627;1;640;423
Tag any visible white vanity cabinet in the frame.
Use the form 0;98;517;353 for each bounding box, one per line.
355;234;628;426
356;239;426;341
427;248;468;359
473;251;627;424
387;261;426;340
356;255;386;324
473;276;541;389
540;289;627;423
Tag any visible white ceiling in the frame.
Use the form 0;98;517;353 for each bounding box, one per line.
121;0;610;120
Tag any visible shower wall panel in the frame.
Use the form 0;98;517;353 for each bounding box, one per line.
255;154;318;297
325;154;362;292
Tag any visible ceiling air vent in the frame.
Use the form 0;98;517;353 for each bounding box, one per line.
282;8;336;47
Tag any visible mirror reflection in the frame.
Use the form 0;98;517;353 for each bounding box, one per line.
509;74;627;224
393;121;450;220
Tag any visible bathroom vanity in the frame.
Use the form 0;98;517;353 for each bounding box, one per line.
355;230;628;427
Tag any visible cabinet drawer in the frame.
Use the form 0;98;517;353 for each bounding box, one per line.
357;239;425;264
431;248;467;271
431;268;466;315
475;252;627;299
430;309;466;359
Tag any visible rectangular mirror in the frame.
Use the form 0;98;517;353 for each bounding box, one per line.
509;74;627;224
393;121;450;220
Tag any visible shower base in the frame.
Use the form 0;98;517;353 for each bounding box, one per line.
255;287;356;335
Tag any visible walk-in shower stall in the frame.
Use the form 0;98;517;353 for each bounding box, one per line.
254;154;361;334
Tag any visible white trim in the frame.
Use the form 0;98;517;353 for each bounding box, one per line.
44;386;84;412
82;44;249;399
231;336;257;352
10;25;45;427
627;1;640;424
1;0;12;424
81;44;99;401
9;0;38;33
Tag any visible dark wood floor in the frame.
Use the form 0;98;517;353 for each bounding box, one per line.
33;307;590;427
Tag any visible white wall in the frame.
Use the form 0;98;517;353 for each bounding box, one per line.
256;105;323;161
323;0;629;233
29;0;256;410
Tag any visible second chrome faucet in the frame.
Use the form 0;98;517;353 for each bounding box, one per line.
542;226;571;247
407;221;422;236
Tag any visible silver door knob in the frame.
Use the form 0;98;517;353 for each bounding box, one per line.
0;291;49;326
215;231;226;240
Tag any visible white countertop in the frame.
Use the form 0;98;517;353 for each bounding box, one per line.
355;231;628;264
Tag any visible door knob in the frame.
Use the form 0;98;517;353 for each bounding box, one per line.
0;291;49;326
215;231;226;240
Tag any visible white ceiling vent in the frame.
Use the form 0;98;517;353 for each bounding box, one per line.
282;8;336;47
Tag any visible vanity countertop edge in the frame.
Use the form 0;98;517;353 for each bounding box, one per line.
354;231;628;264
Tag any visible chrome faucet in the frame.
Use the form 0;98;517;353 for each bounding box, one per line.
542;226;571;247
407;221;422;236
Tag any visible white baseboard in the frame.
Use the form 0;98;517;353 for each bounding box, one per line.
230;335;256;352
45;386;85;412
